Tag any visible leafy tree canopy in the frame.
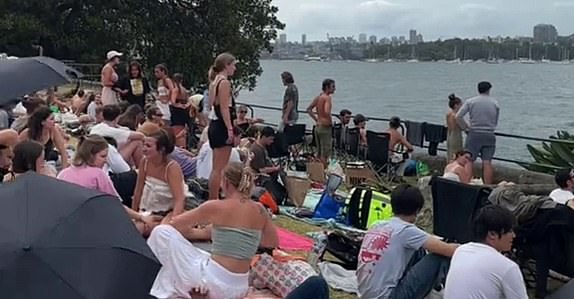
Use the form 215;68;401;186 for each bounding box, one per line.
0;0;285;90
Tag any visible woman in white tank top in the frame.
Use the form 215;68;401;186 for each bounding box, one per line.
101;50;122;106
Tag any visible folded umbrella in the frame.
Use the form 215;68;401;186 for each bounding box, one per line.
0;56;83;105
0;172;160;299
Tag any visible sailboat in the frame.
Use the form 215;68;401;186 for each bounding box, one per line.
406;45;419;63
446;45;461;64
486;48;499;64
519;44;536;64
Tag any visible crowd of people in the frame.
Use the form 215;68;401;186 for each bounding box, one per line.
1;48;572;299
0;51;335;299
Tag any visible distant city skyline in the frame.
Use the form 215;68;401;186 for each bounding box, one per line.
272;0;574;42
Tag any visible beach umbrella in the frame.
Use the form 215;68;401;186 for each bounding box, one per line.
0;56;83;105
0;172;160;299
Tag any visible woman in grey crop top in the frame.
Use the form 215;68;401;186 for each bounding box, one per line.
147;161;278;299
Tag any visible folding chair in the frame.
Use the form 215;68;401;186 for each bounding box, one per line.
366;130;390;175
283;124;307;167
346;127;360;159
430;176;491;243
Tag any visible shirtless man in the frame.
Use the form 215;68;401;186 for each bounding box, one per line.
307;79;335;167
387;116;413;155
443;150;473;183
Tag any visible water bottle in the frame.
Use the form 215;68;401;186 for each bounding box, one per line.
307;231;329;269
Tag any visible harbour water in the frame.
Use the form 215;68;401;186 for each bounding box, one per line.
244;60;574;163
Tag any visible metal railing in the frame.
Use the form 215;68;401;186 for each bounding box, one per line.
237;101;565;171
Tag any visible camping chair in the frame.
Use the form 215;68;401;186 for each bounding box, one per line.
366;130;404;183
512;205;574;298
430;176;492;243
283;124;307;163
346;127;361;159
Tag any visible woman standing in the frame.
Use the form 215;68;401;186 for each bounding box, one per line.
101;50;122;106
153;64;175;126
207;53;238;200
446;94;464;160
132;129;186;236
19;106;69;168
170;73;191;148
118;61;151;110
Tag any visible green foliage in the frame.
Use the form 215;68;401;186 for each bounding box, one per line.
524;131;574;174
0;0;284;90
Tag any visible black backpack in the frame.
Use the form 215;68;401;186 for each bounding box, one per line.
325;230;364;270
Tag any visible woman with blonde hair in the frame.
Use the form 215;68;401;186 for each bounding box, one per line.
101;50;122;106
147;161;278;299
207;53;239;200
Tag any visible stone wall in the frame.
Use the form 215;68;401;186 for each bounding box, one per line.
412;153;555;185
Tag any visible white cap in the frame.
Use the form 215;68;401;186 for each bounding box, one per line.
106;50;123;60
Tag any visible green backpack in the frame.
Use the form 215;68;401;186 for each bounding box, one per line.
345;187;393;230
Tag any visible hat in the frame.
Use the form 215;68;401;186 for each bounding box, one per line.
106;50;123;61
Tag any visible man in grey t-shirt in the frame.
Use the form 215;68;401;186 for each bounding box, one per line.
279;71;299;131
456;81;499;185
357;185;458;299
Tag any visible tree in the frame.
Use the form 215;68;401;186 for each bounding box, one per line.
0;0;284;90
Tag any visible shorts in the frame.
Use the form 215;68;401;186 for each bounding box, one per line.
208;120;232;149
314;125;332;159
465;131;496;161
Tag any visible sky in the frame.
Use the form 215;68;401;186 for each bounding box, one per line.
272;0;574;42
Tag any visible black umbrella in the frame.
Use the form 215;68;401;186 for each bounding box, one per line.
0;172;160;299
0;56;83;105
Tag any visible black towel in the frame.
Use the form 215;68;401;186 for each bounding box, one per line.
406;121;425;147
424;123;448;156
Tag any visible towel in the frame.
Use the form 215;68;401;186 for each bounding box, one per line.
424;123;448;156
277;228;314;252
318;262;359;294
406;121;425;147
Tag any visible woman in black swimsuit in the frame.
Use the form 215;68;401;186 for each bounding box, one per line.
207;53;238;200
170;73;191;148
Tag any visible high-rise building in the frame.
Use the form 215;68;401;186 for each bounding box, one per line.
399;36;406;44
416;34;424;44
533;24;558;44
369;35;377;44
409;29;417;44
359;33;367;43
279;33;287;45
301;34;307;45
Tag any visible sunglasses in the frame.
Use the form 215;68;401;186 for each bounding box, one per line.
155;114;164;117
239;110;248;113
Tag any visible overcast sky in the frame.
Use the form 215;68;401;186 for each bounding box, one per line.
273;0;574;41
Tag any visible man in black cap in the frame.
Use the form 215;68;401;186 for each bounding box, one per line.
456;81;499;185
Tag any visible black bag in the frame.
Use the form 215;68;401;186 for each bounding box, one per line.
325;230;364;270
263;177;287;206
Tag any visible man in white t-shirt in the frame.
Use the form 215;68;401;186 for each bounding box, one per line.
90;105;144;166
444;205;528;299
196;141;241;180
549;169;574;205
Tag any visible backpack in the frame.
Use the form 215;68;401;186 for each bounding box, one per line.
345;187;393;230
324;230;364;270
